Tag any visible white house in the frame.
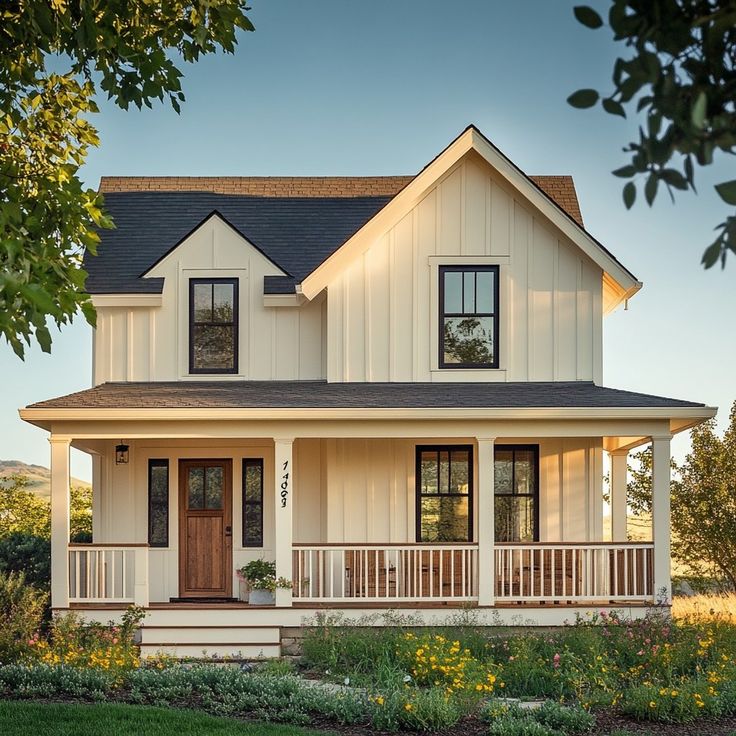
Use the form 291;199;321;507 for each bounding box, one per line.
20;126;715;658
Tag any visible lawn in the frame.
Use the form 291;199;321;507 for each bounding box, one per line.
0;700;332;736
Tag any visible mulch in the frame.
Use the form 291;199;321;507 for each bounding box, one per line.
310;711;736;735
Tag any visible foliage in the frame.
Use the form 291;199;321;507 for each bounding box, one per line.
0;532;50;589
0;474;92;541
482;700;595;736
237;559;292;592
30;606;145;679
568;1;736;268
0;571;48;664
0;701;328;736
0;0;254;357
0;662;111;699
301;610;736;724
625;404;736;588
397;632;500;698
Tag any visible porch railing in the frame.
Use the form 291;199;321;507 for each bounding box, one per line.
292;544;479;602
68;544;149;605
494;543;655;603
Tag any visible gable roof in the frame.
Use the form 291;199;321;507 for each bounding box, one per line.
86;168;587;296
300;126;640;308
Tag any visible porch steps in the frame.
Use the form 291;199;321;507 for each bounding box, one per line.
139;623;281;660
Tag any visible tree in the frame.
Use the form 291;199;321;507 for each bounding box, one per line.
568;2;736;268
0;1;254;358
625;403;736;588
0;474;92;540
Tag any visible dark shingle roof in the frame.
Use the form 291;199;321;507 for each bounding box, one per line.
85;193;394;294
27;381;705;410
86;174;585;295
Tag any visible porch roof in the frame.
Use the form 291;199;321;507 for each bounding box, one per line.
26;380;705;411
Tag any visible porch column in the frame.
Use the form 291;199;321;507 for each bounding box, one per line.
274;437;294;607
651;435;672;605
609;450;628;542
476;437;496;607
49;436;71;609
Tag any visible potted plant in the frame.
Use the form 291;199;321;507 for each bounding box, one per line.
237;560;292;605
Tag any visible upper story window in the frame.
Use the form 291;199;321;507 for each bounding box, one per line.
439;265;499;369
189;278;239;374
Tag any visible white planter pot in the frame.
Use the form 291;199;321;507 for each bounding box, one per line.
248;588;275;605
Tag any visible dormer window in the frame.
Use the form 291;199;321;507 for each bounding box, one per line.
439;265;499;368
189;278;238;374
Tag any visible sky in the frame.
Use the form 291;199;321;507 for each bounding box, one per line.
1;0;734;480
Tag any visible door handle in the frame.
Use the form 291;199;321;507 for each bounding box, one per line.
225;526;232;537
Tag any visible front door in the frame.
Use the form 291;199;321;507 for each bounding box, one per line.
179;459;233;598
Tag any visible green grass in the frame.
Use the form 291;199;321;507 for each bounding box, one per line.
0;700;333;736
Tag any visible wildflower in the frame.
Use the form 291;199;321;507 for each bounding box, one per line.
376;696;384;706
649;701;657;708
403;674;412;683
553;653;560;669
404;703;413;711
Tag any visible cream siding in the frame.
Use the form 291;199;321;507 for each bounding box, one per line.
325;155;604;383
92;436;602;603
92;216;326;385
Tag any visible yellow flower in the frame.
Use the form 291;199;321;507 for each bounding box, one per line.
376;696;384;706
404;703;413;711
649;701;657;709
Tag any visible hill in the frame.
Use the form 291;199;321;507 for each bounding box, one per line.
0;460;91;498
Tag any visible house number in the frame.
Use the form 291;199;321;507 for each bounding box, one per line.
280;460;290;508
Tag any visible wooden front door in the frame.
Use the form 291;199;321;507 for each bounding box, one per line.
179;459;233;598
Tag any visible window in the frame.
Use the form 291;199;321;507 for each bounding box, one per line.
189;278;238;374
439;265;499;368
242;458;264;547
148;459;169;547
494;445;539;542
416;445;472;542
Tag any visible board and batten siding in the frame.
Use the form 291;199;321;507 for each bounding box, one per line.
92;216;326;385
326;154;603;383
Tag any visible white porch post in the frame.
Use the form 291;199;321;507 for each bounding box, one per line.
49;436;71;609
274;437;294;607
610;450;628;542
134;547;150;607
651;435;672;605
476;437;496;607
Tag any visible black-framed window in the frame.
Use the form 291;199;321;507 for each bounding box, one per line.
148;459;169;547
242;458;264;547
416;445;472;542
439;265;499;368
189;278;238;374
494;445;539;542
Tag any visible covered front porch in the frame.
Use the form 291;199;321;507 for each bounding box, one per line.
37;419;680;615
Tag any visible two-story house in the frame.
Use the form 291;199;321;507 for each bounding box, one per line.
20;126;715;658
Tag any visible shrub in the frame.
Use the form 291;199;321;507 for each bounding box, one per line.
0;571;48;664
483;701;594;736
533;701;594;733
0;663;111;699
369;687;461;732
0;533;50;590
31;605;145;678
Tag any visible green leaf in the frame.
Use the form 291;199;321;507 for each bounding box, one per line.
612;165;636;178
34;324;52;353
567;89;599;109
573;6;604;28
645;173;659;206
691;91;707;129
602;97;626;118
715;180;736;206
701;240;723;269
623;182;636;209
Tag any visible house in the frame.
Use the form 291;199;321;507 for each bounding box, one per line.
20;125;715;658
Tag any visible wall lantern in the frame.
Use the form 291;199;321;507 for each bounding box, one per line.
115;442;130;465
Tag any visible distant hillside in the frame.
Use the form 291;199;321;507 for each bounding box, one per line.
0;460;91;498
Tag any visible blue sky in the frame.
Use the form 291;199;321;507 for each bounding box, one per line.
2;0;733;480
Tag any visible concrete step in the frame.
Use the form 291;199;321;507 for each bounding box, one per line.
140;642;281;659
140;625;280;645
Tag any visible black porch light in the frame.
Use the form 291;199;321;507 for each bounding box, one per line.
115;441;130;465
